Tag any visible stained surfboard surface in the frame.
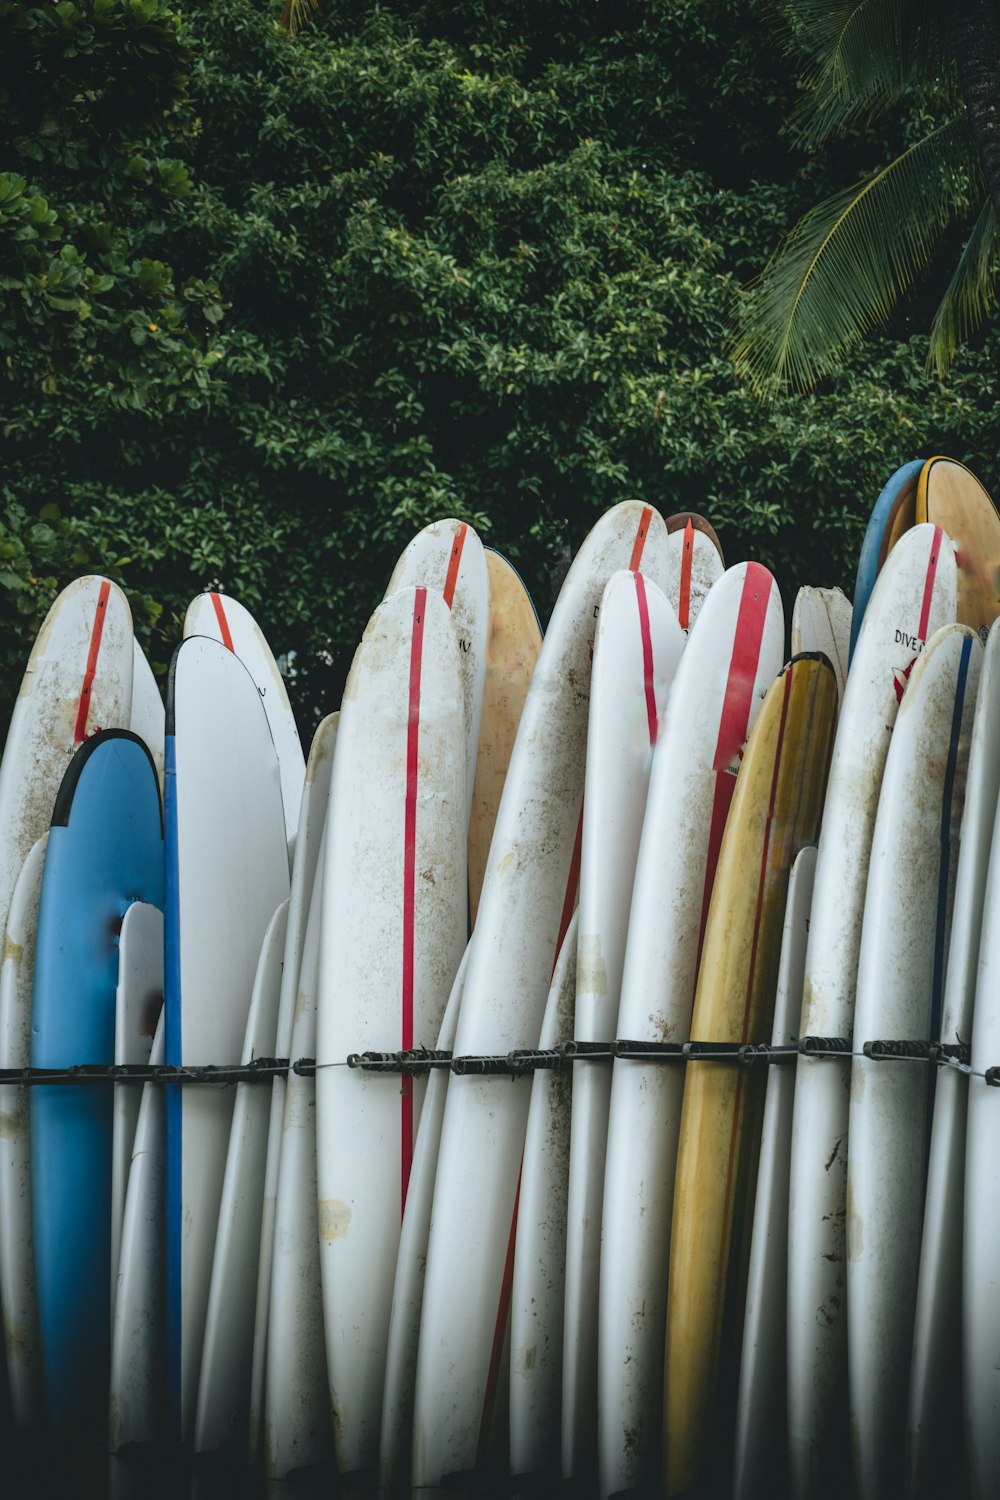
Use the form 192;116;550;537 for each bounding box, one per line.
598;560;784;1499
917;456;1000;642
850;461;923;661
130;638;165;786
791;586;851;701
664;654;837;1499
31;730;163;1438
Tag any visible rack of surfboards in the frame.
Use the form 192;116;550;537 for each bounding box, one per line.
1;459;1000;1500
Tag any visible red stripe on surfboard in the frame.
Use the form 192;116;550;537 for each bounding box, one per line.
443;523;468;610
210;593;235;652
917;526;943;641
554;806;584;978
476;1163;522;1467
73;580;111;744
629;506;654;573
635;573;658;747
679;519;694;632
401;586;427;1211
695;563;773;965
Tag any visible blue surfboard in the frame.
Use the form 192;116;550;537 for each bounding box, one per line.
849;460;925;663
30;729;163;1438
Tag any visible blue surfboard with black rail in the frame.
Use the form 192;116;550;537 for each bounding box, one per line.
849;460;925;663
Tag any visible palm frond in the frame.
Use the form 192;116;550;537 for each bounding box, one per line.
279;0;318;37
732;114;978;396
927;196;999;376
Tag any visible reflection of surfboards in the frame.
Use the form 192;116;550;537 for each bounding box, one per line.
791;587;851;700
917;457;1000;641
850;461;923;662
664;655;836;1499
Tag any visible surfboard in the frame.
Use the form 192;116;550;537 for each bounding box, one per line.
384;517;488;828
664;654;837;1499
109;1011;165;1452
666;512;724;562
316;584;467;1477
665;514;725;632
598;560;784;1500
249;711;337;1463
379;943;470;1491
848;623;979;1499
561;569;684;1477
733;845;817;1500
468;552;542;924
791;587;851;700
509;915;578;1477
917;456;1000;642
0;835;47;1428
786;523;957;1500
165;635;290;1441
194;898;289;1453
849;461;924;662
111;903;163;1327
130;638;165;786
908;621;1000;1494
412;501;671;1488
31;730;163;1438
183;592;304;852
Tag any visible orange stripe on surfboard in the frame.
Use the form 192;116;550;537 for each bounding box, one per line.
679;519;694;632
443;523;468;610
210;593;235;652
635;572;659;747
73;580;111;744
401;586;427;1212
628;506;654;574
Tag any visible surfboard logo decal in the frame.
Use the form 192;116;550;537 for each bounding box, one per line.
679;519;694;633
209;592;235;653
892;527;943;703
73;580;111;743
443;523;468;610
401;587;427;1211
628;506;654;573
634;572;658;747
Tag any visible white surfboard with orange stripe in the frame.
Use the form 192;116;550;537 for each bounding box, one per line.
666;514;724;634
315;584;467;1477
183;592;304;851
786;523;957;1500
597;560;784;1500
411;501;670;1488
561;568;684;1479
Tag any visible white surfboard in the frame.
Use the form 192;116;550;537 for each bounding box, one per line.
412;502;671;1488
909;622;1000;1493
384;517;488;823
598;560;783;1499
848;624;979;1499
194;898;289;1453
165;635;291;1441
249;711;337;1462
111;903;163;1327
791;586;852;700
183;592;304;852
109;1011;165;1451
0;835;47;1426
509;914;578;1476
264;844;331;1480
733;845;817;1500
787;524;957;1500
316;584;467;1477
379;942;471;1491
561;569;684;1477
130;638;165;786
665;517;724;633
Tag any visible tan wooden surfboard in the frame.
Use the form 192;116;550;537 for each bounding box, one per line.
917;456;1000;641
467;551;542;923
662;652;838;1499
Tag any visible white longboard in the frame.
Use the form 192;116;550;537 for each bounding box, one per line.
111;903;163;1328
384;517;488;823
509;914;578;1476
909;623;1000;1493
665;516;724;633
848;624;979;1499
249;711;337;1462
165;636;291;1441
791;586;852;700
734;845;817;1500
379;943;471;1490
316;584;467;1476
598;560;783;1499
412;502;671;1487
787;524;957;1499
130;638;165;786
183;592;304;852
0;835;47;1426
194;899;289;1452
561;569;684;1476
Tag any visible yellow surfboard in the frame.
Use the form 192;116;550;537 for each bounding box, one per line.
917;456;1000;640
467;551;542;922
662;652;838;1499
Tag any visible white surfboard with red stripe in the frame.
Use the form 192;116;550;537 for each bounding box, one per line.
786;523;957;1500
597;560;784;1500
666;517;724;634
384;518;488;824
183;592;304;851
412;500;670;1488
561;569;684;1478
315;584;467;1477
